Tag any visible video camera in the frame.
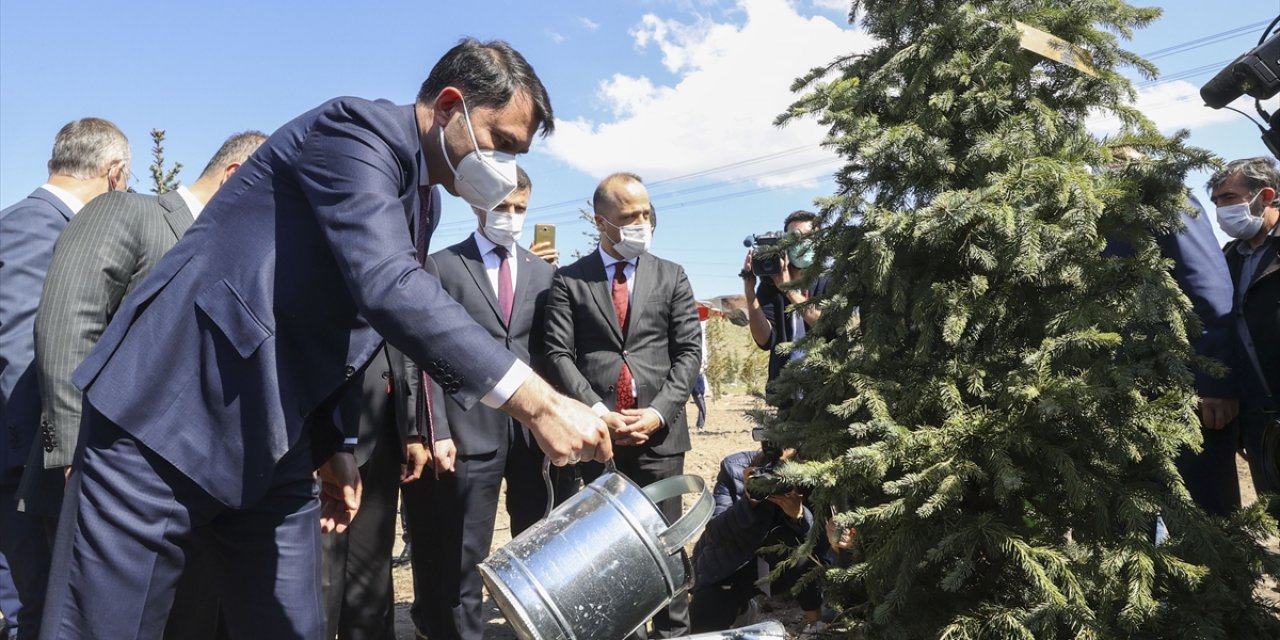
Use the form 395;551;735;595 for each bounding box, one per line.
743;231;786;277
1200;19;1280;159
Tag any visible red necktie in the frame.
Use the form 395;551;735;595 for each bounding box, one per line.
414;185;439;477
612;262;635;410
494;246;513;326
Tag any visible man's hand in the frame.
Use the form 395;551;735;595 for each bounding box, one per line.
604;411;648;446
63;465;72;482
501;374;612;466
434;438;457;474
1199;397;1239;431
318;452;362;534
530;241;559;266
766;490;805;521
613;409;662;446
769;252;791;289
401;438;429;484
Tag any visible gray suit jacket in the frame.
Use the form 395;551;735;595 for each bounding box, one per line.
420;235;555;456
18;190;193;515
543;250;701;456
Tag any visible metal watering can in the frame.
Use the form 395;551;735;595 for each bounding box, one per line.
479;461;714;640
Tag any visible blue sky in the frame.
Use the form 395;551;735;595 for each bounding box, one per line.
2;0;1277;299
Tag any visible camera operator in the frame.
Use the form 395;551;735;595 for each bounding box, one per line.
741;211;831;384
689;440;822;634
1207;157;1280;500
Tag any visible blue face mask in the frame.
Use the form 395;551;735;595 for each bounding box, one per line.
786;236;814;270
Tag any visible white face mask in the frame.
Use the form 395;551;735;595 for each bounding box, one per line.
480;209;524;247
439;97;519;211
600;217;652;259
1216;190;1264;240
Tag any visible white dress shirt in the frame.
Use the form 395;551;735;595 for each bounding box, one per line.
176;185;204;219
39;184;85;215
472;230;519;298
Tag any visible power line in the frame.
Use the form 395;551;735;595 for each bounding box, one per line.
1140;20;1269;60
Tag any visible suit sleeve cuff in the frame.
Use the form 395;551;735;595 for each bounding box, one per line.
647;407;665;426
591;402;610;417
481;359;533;409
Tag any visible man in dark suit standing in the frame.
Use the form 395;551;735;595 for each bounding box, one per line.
40;39;610;640
403;166;567;640
0;117;130;639
20;132;265;640
24;131;268;525
544;172;702;638
323;344;424;640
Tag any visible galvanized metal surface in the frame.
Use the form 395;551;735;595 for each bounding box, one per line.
480;471;713;640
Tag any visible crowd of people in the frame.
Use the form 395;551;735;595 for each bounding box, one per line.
0;33;1277;640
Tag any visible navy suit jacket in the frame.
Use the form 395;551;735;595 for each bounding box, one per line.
0;189;74;481
1104;194;1238;398
73;98;516;507
422;235;555;455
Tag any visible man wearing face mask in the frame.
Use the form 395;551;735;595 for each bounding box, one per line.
400;166;571;640
38;39;611;640
544;172;703;639
741;210;831;386
1208;157;1280;503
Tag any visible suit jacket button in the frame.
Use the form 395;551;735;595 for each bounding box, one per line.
344;366;356;378
622;350;630;357
380;371;391;380
608;385;615;392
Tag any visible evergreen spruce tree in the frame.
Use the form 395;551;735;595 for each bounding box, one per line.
148;128;181;194
769;1;1280;637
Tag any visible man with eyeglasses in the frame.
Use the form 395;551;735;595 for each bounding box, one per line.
0;117;130;640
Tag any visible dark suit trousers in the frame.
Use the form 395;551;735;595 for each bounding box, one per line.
581;446;691;639
1174;419;1242;517
321;418;400;640
402;426;566;640
41;408;324;640
0;481;48;639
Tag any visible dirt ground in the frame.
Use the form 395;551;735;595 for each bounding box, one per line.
387;393;1280;639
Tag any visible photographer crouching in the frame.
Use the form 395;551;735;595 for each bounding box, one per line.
688;432;823;634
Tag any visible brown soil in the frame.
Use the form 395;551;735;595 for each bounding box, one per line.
388;394;1280;639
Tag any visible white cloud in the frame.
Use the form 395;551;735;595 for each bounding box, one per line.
578;17;601;31
1087;80;1243;136
811;0;850;12
543;0;873;187
546;30;566;45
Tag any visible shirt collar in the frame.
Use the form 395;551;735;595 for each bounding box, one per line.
472;229;514;256
39;183;85;214
176;185;204;219
597;245;636;270
1235;223;1280;256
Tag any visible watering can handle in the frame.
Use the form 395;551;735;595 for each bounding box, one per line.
541;457;620;518
643;474;713;556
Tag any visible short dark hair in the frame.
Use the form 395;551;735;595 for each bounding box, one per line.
592;172;644;214
199;131;268;179
1207;157;1280;204
516;165;531;192
417;38;555;137
783;210;817;230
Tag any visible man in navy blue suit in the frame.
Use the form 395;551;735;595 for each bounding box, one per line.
0;117;131;640
40;39;611;640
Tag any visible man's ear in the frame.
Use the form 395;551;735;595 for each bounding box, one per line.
433;87;463;127
220;162;243;186
1263;186;1278;208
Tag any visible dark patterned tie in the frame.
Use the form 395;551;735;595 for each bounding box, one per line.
414;185;439;477
612;262;635;410
494;246;513;326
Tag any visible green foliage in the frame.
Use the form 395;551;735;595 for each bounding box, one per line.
770;1;1280;637
705;315;768;398
148;128;181;194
